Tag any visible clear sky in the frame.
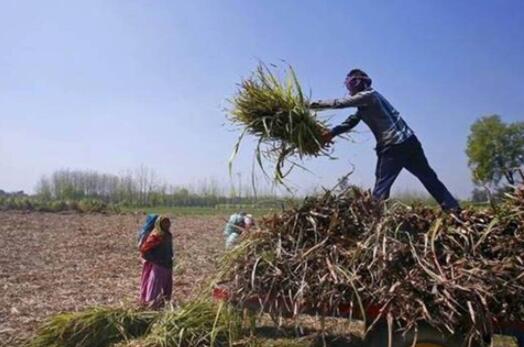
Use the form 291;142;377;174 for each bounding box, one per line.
1;0;523;198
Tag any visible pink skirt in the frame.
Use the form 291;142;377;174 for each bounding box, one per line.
139;261;173;308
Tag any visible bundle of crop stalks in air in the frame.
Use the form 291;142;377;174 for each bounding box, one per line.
229;63;331;183
26;306;156;347
220;186;524;343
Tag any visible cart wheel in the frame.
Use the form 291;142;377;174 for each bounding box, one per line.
365;322;479;347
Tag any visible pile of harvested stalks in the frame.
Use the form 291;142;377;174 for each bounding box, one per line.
26;306;156;347
27;300;242;347
220;186;524;342
140;300;241;347
229;63;331;183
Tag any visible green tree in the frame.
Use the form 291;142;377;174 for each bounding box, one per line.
466;115;524;186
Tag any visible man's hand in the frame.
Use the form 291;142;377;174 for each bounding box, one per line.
309;101;321;110
309;100;329;110
321;130;334;146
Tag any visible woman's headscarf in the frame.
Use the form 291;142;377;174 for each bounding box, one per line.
154;215;171;236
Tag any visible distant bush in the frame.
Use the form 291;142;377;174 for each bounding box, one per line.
0;197;120;214
391;190;438;206
471;185;518;204
77;199;110;213
471;187;489;203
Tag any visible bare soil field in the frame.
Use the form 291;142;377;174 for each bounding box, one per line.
0;211;227;346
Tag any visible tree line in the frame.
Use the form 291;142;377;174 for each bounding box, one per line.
34;166;280;207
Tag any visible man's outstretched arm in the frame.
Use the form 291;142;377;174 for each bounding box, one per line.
330;114;361;137
320;114;361;144
309;90;373;110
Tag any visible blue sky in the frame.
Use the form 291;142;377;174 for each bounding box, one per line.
1;0;523;198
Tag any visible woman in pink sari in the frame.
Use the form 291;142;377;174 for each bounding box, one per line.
139;215;173;308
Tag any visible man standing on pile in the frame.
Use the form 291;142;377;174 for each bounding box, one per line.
309;69;460;211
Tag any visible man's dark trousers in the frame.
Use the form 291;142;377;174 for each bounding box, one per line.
373;135;459;210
